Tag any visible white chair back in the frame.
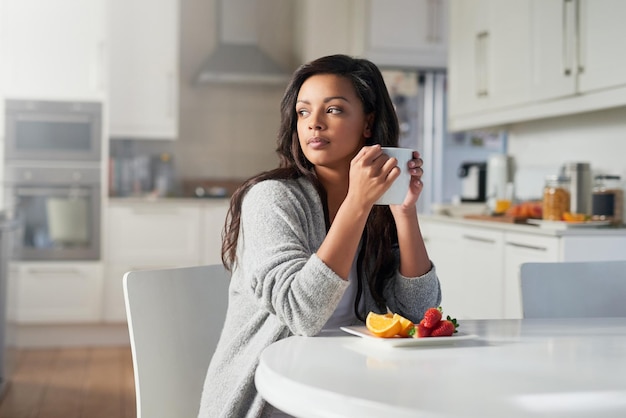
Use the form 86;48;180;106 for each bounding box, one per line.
123;264;230;418
520;260;626;318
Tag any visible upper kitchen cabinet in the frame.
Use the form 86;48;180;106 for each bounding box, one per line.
295;0;358;63
531;0;626;101
1;0;107;101
363;0;448;68
448;0;626;131
448;0;532;127
295;0;448;69
109;0;179;139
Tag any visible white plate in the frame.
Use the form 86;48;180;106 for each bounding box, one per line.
340;325;478;347
527;219;611;230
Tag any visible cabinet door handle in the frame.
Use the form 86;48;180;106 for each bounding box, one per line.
562;0;576;76
131;208;181;216
576;0;585;74
462;234;496;244
167;71;175;118
427;0;441;43
26;268;81;276
506;242;548;252
475;31;489;97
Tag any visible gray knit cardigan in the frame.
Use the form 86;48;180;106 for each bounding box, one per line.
198;177;441;417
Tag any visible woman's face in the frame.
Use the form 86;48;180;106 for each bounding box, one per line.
296;74;372;171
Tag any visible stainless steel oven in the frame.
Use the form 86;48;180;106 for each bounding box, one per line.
4;164;101;261
3;99;103;261
4;99;101;162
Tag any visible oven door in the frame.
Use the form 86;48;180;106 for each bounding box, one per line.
14;185;101;261
7;167;101;261
4;100;102;162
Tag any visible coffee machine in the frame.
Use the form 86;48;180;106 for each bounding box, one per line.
458;162;487;202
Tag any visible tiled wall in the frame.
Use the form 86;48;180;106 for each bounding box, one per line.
176;84;285;179
508;106;626;177
508;106;626;199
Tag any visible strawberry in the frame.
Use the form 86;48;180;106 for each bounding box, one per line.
422;307;442;328
430;315;459;337
415;319;432;338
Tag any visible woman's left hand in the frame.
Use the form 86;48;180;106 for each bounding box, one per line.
391;150;424;212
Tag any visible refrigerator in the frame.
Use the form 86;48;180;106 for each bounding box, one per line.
381;70;507;214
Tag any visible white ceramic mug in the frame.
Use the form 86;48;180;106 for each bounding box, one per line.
375;147;415;205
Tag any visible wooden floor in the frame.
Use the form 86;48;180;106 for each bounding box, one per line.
0;347;136;418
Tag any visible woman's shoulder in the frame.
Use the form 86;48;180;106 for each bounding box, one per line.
241;177;323;229
246;177;317;203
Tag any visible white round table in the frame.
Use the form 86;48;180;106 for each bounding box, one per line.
255;318;626;417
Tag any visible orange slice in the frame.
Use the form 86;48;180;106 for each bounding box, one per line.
393;313;415;337
366;312;402;338
563;212;586;222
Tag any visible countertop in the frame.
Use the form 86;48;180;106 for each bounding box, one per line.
106;198;626;237
107;196;230;206
420;214;626;237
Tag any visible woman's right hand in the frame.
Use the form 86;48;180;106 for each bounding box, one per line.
348;145;400;207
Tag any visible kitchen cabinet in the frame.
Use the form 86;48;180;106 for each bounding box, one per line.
422;221;504;319
363;0;448;68
421;216;626;319
200;201;230;266
502;233;559;319
576;1;626;93
448;0;532;118
106;204;202;264
421;221;461;296
7;262;104;323
295;0;357;63
108;0;179;139
2;0;107;101
503;232;626;318
531;0;626;102
103;199;229;322
103;202;202;321
295;0;448;68
448;0;626;131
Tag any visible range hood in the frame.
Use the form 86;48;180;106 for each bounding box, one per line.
194;0;290;85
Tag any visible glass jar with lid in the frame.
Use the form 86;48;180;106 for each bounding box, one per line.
543;175;571;221
592;175;624;226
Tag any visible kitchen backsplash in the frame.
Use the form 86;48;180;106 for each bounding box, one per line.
109;139;177;197
173;0;289;181
508;106;626;200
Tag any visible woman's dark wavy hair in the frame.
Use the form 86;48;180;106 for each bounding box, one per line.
221;54;400;320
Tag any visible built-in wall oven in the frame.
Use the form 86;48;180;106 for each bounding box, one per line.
4;100;101;161
4;99;102;261
5;165;101;260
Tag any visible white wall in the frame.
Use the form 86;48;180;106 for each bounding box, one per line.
508;106;626;193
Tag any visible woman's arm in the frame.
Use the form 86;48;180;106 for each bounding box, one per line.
392;205;431;277
239;179;349;335
390;150;432;277
316;145;399;279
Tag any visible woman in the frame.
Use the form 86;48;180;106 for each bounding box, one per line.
198;54;441;417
